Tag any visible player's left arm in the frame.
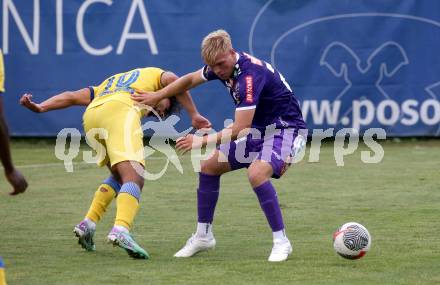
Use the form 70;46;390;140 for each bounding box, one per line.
20;88;91;113
161;71;211;129
176;108;255;153
208;107;255;143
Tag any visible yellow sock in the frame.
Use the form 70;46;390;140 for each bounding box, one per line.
85;184;117;223
115;182;141;230
0;269;5;285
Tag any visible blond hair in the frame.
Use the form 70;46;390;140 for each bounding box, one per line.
201;29;233;65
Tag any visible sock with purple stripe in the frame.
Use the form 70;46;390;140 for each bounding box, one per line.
253;181;285;232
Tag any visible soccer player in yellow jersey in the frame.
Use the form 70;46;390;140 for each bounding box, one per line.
20;67;211;259
0;50;28;195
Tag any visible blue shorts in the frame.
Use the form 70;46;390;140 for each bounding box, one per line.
218;128;301;179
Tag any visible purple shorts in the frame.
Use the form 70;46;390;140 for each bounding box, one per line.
218;128;299;179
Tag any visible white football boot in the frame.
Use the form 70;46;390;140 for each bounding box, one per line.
268;239;293;262
174;233;216;257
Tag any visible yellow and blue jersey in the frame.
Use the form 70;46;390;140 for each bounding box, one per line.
87;67;164;110
83;67;165;167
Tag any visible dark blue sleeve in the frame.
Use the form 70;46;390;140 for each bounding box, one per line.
88;86;95;101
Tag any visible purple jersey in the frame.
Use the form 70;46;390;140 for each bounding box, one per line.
201;52;306;130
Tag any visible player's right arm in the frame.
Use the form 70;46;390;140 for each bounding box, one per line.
20;88;92;113
131;69;205;106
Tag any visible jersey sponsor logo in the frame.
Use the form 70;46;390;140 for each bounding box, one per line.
245;75;253;103
99;187;109;193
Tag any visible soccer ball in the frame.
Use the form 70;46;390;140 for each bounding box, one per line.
333;222;371;259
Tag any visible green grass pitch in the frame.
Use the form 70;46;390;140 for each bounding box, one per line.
0;139;439;285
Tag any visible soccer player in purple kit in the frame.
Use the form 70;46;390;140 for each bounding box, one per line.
132;29;307;262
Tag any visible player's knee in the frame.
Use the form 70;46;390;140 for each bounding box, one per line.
120;177;143;189
247;163;271;187
114;161;145;189
247;168;262;186
200;160;215;175
118;171;144;189
128;173;144;189
200;160;223;176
